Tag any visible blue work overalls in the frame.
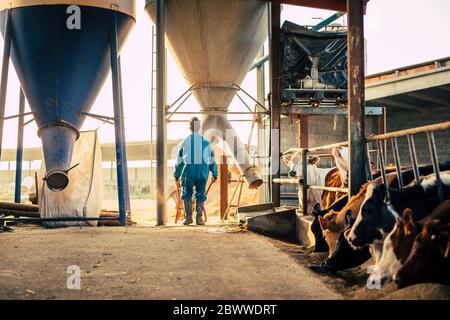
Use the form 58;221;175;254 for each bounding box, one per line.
174;132;218;224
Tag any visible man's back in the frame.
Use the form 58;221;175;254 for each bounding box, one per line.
179;132;214;166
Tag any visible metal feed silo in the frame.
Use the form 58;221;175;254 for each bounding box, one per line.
0;0;135;193
145;0;267;189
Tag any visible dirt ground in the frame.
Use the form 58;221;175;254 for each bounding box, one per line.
2;194;449;300
0;224;342;300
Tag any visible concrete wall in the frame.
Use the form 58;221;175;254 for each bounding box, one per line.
280;114;380;173
384;106;450;165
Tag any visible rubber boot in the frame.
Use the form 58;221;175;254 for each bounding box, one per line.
183;199;193;225
196;201;205;225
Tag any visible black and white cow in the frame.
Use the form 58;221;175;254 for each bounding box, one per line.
348;171;450;263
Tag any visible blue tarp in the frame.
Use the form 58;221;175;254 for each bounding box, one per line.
281;20;348;92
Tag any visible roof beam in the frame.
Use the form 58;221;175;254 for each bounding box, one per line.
263;0;347;12
366;66;450;101
406;91;450;108
438;84;450;93
374;98;423;112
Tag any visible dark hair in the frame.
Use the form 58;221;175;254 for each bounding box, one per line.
189;117;201;132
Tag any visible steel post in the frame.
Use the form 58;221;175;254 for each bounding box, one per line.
301;149;308;215
407;134;421;185
269;2;281;207
347;0;367;196
365;147;373;181
256;48;267;203
377;141;388;186
118;56;131;214
156;0;167;225
110;13;127;226
14;88;25;203
0;9;11;160
391;138;404;188
427;132;444;201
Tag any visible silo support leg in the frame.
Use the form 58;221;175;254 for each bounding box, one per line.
118;56;131;215
156;0;167;226
110;13;128;226
0;9;12;160
15;88;25;204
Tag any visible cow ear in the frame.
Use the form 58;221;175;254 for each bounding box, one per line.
403;209;414;235
344;229;351;240
282;152;294;166
345;210;352;227
312;203;322;217
308;155;320;165
318;216;328;230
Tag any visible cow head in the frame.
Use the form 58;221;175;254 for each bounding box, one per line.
332;147;349;186
391;209;422;264
347;184;397;248
394;220;450;288
374;210;418;286
282;151;320;179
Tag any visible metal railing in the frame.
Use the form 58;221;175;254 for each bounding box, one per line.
276;121;450;215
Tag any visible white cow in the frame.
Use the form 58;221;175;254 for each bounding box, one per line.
331;146;349;187
282;152;332;214
282;147;349;214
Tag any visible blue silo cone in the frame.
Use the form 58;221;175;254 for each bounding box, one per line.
0;2;135;192
40;124;79;191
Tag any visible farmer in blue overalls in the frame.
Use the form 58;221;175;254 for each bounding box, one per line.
174;117;218;225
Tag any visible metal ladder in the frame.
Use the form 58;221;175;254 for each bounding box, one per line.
149;26;157;199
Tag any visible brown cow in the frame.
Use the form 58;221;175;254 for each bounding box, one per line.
319;183;371;255
318;172;405;255
321;168;345;210
374;200;450;284
394;200;450;262
394;219;450;288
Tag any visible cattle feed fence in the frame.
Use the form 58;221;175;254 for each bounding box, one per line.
275;120;450;215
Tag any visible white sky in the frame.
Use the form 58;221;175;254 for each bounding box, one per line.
0;0;449;151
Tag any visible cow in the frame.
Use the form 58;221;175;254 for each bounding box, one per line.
282;151;343;214
318;183;372;255
394;219;450;288
331;146;349;187
348;171;450;263
312;164;449;259
374;200;450;285
318;171;406;256
311;195;348;253
309;211;371;274
310;163;450;274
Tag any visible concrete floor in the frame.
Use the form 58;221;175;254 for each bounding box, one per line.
0;225;342;300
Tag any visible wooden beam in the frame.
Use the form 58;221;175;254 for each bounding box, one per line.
347;0;366;196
